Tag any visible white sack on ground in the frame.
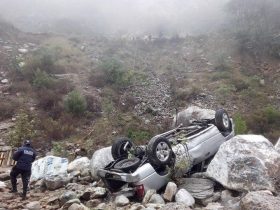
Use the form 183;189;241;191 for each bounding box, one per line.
30;156;68;183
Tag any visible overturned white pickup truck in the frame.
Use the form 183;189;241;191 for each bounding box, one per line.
98;108;235;198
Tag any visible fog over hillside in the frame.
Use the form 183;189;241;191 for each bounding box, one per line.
0;0;229;37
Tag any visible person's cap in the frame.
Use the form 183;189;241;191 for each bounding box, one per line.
24;140;31;145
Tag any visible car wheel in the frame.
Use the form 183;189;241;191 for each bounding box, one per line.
215;109;231;132
111;137;135;160
114;157;141;172
147;137;173;167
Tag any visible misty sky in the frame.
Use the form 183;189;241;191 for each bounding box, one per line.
0;0;229;37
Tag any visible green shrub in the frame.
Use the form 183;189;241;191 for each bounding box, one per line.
36;88;62;110
52;78;74;94
246;105;280;135
5;109;37;148
210;72;231;81
94;58;134;90
241;87;266;104
246;75;261;86
52;142;68;157
63;90;87;115
173;86;201;103
265;105;280;124
40;53;55;73
127;130;151;142
88;72;107;88
85;94;102;113
10;57;24;80
233;113;247;135
40;113;76;140
17;50;57;82
214;52;232;71
10;80;33;94
214;84;236;102
0;99;21;121
33;69;56;89
230;78;248;92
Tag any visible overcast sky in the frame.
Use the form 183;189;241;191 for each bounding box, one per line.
0;0;229;37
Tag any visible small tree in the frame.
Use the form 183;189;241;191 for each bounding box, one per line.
63;90;87;115
5;109;37;148
33;68;56;89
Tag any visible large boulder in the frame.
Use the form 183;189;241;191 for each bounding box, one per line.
67;157;90;176
206;135;280;194
240;190;280;210
90;147;113;180
172;106;215;127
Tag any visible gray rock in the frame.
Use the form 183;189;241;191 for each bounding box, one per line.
68;203;90;210
0;181;6;188
240;190;280;210
163;182;177;202
191;172;208;179
115;195;130;207
130;203;146;210
179;178;215;206
85;199;102;208
172;106;215;127
259;79;265;86
90;147;113;180
148;194;165;204
159;202;192;210
1;79;8;84
18;48;28;54
62;199;81;210
60;191;78;206
45;172;70;190
220;190;240;210
19;62;25;67
142;189;156;204
203;202;224;210
207;135;280;194
90;187;107;199
67;157;90;174
95;203;106;209
25;201;41;210
145;203;164;209
0;172;10;181
175;189;195;207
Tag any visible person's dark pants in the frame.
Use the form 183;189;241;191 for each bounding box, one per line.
10;166;31;196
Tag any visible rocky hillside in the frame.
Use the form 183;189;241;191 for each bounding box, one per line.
0;19;280;154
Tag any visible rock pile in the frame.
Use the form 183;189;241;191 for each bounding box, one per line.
1;134;280;210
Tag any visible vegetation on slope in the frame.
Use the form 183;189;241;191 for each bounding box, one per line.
0;0;280;158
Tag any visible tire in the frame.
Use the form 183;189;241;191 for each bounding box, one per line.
114;157;141;172
111;137;135;160
147;137;173;167
215;109;231;132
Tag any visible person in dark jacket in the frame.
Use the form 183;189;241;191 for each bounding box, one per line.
9;140;37;200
